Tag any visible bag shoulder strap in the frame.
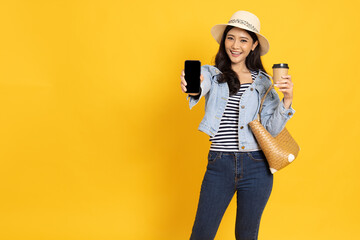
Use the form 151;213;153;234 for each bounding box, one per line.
257;84;274;122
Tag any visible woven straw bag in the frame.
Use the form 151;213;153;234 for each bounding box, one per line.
248;84;300;174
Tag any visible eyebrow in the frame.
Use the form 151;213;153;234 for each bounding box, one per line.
227;34;249;39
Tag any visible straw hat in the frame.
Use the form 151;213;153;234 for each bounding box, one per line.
211;11;270;56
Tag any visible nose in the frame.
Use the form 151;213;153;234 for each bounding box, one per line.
232;39;240;49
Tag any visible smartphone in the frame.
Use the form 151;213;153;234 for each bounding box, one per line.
184;60;201;94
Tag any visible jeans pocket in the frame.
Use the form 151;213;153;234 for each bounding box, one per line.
247;151;266;162
208;151;220;163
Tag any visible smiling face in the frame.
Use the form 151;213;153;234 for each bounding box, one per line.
224;27;258;66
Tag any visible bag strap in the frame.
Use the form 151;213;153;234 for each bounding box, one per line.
257;84;274;122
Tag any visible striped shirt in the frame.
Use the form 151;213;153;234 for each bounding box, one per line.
209;71;257;152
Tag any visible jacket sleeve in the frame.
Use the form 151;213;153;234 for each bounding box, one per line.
186;66;212;110
260;88;295;137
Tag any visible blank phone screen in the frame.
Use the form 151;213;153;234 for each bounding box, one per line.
185;60;201;94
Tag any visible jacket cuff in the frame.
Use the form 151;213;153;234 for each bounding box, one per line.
187;88;202;110
280;98;295;119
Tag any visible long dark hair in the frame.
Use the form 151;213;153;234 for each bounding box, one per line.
215;25;267;95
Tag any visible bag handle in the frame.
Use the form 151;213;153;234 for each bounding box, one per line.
257;83;274;122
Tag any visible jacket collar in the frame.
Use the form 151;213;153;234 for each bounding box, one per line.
208;65;222;76
254;70;272;94
209;65;270;80
209;65;272;90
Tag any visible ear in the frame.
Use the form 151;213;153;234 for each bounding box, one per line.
252;40;259;51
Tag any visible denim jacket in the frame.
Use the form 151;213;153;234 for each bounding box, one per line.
186;65;295;152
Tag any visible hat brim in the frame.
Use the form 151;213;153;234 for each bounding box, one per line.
211;24;270;56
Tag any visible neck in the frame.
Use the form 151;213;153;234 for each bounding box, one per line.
231;61;249;74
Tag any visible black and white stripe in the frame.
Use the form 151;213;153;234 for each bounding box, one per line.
209;71;257;152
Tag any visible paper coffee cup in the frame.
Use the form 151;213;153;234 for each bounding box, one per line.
272;63;289;84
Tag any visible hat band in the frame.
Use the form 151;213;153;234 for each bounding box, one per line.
228;19;259;33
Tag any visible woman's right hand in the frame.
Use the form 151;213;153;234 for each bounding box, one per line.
180;69;204;96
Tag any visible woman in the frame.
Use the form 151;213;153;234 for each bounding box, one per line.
180;11;295;240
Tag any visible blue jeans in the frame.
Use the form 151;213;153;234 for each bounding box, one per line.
190;150;273;240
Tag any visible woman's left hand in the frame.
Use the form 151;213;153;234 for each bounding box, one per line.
274;75;293;109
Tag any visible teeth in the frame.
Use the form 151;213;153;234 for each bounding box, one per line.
231;51;240;54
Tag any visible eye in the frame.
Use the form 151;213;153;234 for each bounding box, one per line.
226;36;234;40
240;39;248;43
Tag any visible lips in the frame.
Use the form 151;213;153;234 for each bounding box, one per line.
230;50;241;57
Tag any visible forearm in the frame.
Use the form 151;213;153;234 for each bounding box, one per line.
261;95;295;137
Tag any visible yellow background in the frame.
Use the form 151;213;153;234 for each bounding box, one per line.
0;0;359;239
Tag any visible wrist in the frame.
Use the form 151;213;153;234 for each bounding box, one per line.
188;88;202;97
283;97;293;109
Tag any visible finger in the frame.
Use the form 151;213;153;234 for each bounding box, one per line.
278;88;292;92
276;82;294;88
276;79;292;84
278;89;293;96
278;86;293;92
200;74;204;83
181;83;187;92
274;83;292;88
180;76;187;86
181;69;185;76
281;75;291;79
279;77;291;83
276;88;292;94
